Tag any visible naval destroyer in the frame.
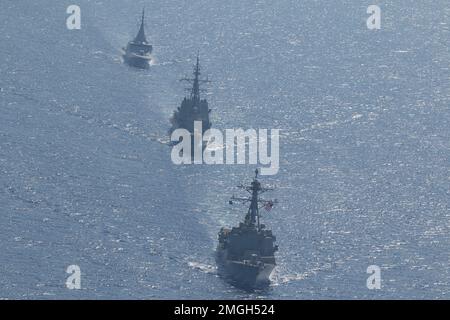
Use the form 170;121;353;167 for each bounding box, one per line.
122;10;153;69
169;55;211;138
216;169;278;290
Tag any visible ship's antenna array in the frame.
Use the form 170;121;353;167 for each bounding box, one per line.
229;169;278;230
180;54;211;101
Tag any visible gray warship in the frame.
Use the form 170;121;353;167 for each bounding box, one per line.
216;169;278;290
169;55;211;138
122;10;152;69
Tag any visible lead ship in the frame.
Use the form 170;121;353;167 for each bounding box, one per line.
169;55;211;138
216;170;278;290
122;10;153;69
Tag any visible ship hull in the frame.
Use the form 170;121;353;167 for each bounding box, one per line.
216;250;275;290
123;54;151;69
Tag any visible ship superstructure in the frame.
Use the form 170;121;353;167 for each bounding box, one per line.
170;55;211;135
216;169;278;290
123;9;153;69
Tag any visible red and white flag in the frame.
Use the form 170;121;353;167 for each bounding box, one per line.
264;200;274;211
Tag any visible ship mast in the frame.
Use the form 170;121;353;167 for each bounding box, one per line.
181;54;210;105
134;8;147;44
248;169;261;228
191;55;201;102
230;169;277;231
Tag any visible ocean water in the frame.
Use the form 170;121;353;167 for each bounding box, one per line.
0;0;449;299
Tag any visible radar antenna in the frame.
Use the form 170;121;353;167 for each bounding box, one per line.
229;169;278;230
180;54;211;102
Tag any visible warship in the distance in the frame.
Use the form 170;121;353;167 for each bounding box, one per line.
122;9;153;69
169;55;211;143
216;169;278;290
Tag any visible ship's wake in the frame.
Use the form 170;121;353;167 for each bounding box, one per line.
270;265;325;286
1;87;171;149
270;259;346;287
187;261;217;274
270;271;309;285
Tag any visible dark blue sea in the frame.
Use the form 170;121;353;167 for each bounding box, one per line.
0;0;449;299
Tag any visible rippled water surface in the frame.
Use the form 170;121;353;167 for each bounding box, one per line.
0;0;449;299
